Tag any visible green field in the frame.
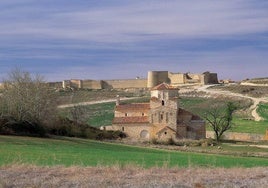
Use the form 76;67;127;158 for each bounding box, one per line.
0;136;267;168
59;95;268;134
257;103;268;121
230;118;268;134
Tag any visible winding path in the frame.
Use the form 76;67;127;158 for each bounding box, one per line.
58;85;268;121
196;85;268;121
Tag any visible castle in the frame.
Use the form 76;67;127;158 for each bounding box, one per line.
147;71;218;88
48;71;218;89
104;83;206;141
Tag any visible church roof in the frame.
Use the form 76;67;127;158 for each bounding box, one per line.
113;116;149;124
115;103;150;113
151;83;178;91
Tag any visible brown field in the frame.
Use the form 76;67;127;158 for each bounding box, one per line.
0;165;267;188
210;84;268;98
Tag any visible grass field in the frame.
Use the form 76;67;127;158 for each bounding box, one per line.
58;93;268;134
257;103;268;121
0;136;268;168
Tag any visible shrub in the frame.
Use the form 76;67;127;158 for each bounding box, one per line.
48;117;125;140
0;117;46;137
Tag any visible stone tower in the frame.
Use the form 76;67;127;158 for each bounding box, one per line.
149;83;179;131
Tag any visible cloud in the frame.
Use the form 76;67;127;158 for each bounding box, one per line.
0;1;268;81
0;1;268;43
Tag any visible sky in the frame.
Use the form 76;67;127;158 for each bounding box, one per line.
0;0;268;82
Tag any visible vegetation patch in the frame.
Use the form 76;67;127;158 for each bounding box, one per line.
58;95;267;135
210;84;268;98
56;89;149;105
230;118;268;134
1;165;267;188
0;136;268;168
257;103;268;121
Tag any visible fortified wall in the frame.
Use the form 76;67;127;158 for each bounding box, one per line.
147;71;218;88
61;79;147;89
49;70;218;89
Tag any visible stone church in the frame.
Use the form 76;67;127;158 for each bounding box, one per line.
106;83;206;141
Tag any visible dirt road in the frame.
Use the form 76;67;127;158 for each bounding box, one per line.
196;85;268;121
58;97;142;109
58;85;268;121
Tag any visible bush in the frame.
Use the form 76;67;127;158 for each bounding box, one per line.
0;117;46;137
48;117;125;140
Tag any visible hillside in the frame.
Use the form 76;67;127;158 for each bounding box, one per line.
241;77;268;85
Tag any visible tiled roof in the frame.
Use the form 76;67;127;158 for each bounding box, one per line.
115;103;150;113
113;116;149;124
151;83;178;90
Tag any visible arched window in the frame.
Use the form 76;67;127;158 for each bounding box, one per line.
162;100;165;106
140;130;149;139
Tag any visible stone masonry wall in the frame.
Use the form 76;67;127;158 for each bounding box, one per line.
112;124;151;140
206;131;266;141
168;72;185;84
83;80;102;89
102;79;147;89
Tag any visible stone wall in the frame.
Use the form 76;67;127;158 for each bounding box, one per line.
62;79;82;89
46;82;62;88
48;70;218;90
147;71;218;88
102;79;147;89
83;80;102;89
206;131;266;141
111;124;151;140
60;79;147;89
168;72;185;84
147;71;169;87
203;72;219;84
188;121;206;139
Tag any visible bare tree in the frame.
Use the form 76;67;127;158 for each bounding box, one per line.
0;69;57;125
203;102;237;142
69;105;87;125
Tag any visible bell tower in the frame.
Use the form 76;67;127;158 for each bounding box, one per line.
149;83;179;130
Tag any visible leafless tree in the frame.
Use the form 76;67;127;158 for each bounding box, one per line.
203;102;237;142
0;69;57;126
69;105;87;125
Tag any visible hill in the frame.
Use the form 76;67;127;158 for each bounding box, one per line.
241;77;268;86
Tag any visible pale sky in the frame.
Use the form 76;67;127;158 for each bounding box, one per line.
0;0;268;81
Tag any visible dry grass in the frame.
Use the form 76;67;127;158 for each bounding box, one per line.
210;84;268;98
0;165;267;188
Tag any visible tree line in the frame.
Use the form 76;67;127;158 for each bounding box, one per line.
0;69;236;142
0;69;125;139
